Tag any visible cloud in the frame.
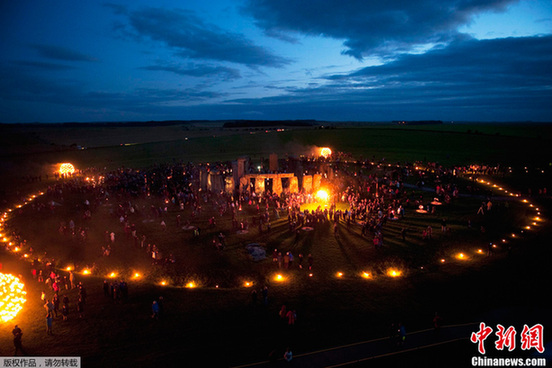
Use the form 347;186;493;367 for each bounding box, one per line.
102;2;128;16
113;7;291;68
242;0;518;59
12;60;75;71
222;35;552;121
30;44;98;62
2;32;551;123
0;61;226;120
141;63;241;80
341;35;552;89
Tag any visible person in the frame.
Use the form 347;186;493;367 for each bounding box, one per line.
157;296;164;318
77;297;84;318
279;305;287;322
283;347;293;362
78;283;87;304
433;312;443;336
152;300;159;319
250;289;258;306
288;252;294;268
13;325;25;355
53;294;60;318
397;322;406;346
103;280;110;297
286;309;297;327
62;303;69;321
44;299;54;315
262;286;268;305
46;312;53;335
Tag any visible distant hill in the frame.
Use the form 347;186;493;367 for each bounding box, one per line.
222;120;317;128
393;120;443;125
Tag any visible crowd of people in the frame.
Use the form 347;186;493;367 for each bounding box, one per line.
2;155;483;304
4;154;520;361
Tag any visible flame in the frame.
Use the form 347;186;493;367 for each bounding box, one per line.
315;189;330;202
0;273;27;322
59;163;76;175
319;147;332;158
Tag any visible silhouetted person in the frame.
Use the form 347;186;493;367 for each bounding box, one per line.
13;325;26;355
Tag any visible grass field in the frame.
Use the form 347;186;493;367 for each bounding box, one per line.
1;122;551;367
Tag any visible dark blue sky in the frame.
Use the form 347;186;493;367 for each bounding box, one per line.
1;0;551;123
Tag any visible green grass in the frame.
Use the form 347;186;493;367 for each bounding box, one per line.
2;122;551;189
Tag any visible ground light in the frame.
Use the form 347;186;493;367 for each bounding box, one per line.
361;272;372;279
0;272;27;323
456;252;468;260
386;268;403;278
